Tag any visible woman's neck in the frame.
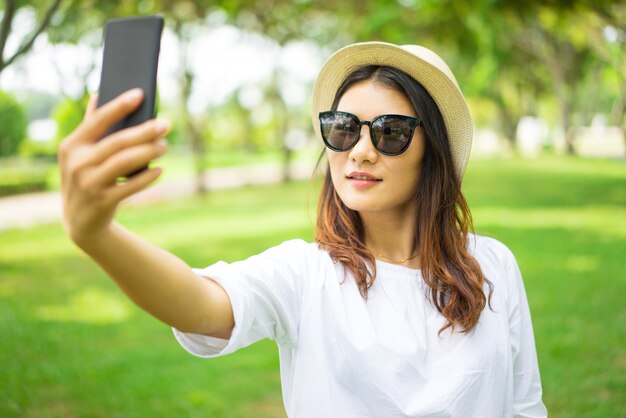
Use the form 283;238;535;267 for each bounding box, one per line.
360;210;420;268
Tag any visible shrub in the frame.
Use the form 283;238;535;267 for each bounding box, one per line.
0;158;52;197
53;94;89;142
0;91;27;157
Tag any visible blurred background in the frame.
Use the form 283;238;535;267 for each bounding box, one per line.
0;0;624;199
0;1;624;417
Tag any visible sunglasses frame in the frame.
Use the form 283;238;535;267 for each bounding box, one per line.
319;110;422;156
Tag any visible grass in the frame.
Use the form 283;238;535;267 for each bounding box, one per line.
0;155;625;417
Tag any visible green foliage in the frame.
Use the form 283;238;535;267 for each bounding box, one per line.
210;109;248;149
18;138;58;160
0;157;53;196
161;120;185;147
4;0;625;156
52;94;89;143
0;91;27;157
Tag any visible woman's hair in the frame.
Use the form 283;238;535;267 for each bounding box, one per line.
315;65;493;335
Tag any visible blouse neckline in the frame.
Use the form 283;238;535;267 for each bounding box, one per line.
374;259;421;276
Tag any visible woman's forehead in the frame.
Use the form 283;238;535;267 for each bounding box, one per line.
336;81;417;119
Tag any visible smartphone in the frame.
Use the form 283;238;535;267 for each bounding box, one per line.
96;15;164;177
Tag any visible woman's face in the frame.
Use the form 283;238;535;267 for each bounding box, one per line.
326;80;426;217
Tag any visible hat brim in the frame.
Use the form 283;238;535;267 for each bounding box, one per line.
311;42;472;181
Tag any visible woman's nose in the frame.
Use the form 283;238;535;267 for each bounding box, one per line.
348;126;378;164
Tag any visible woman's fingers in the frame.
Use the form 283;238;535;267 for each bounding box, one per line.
84;139;168;189
86;119;169;167
109;166;164;203
75;88;144;144
85;93;99;118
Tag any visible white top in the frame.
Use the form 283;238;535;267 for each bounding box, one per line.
173;234;547;417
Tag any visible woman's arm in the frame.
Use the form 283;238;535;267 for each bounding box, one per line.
59;88;234;339
505;251;548;418
79;221;234;338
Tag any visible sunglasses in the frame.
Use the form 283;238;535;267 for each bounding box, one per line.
319;111;421;156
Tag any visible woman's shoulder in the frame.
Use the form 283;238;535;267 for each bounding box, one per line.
467;233;521;285
468;233;525;295
254;239;328;268
468;233;516;264
265;238;322;257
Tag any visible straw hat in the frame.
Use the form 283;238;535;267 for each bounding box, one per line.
311;41;472;181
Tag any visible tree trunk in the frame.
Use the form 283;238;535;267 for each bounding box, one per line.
489;90;519;151
498;106;518;151
549;62;576;155
243;116;256;153
174;19;207;196
235;91;256;153
617;83;626;158
527;25;582;156
270;70;291;182
181;69;207;195
559;97;576;155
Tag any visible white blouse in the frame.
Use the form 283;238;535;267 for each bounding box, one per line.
173;234;547;417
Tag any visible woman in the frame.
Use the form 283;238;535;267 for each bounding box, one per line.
59;42;547;417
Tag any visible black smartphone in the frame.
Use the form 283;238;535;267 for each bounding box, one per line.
96;15;164;177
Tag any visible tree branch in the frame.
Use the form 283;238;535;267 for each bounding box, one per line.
2;0;63;71
0;0;17;70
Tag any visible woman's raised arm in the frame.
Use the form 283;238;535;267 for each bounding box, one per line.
58;88;234;339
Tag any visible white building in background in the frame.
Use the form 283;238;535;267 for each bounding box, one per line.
27;119;57;142
516;116;549;158
472;128;504;157
574;115;625;158
479;114;625;159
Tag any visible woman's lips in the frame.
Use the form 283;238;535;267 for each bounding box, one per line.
346;172;382;188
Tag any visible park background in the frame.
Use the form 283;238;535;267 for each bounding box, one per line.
0;0;625;417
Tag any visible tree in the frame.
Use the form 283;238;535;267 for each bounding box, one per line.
167;11;213;195
514;7;593;154
0;0;63;75
8;0;623;166
222;0;320;182
0;90;27;157
586;3;626;154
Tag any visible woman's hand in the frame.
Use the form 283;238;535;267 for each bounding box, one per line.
58;88;168;247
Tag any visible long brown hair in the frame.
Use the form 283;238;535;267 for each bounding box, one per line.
315;66;493;335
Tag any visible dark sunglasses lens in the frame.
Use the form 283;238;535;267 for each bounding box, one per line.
320;113;359;151
372;116;413;155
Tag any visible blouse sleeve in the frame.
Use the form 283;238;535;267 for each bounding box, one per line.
503;247;549;418
172;239;314;358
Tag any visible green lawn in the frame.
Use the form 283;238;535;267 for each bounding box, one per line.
1;156;624;417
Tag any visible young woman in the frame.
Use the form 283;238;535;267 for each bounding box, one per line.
59;42;547;417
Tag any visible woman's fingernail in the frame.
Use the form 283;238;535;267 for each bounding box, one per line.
155;119;169;134
157;138;168;149
125;88;143;103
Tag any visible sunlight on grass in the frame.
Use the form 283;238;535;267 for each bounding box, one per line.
0;227;76;261
35;287;134;324
474;206;626;238
137;205;314;250
0;279;17;297
564;255;600;273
